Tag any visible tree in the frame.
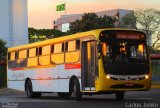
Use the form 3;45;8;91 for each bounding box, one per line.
69;13;116;34
0;39;7;61
134;8;160;49
118;11;137;29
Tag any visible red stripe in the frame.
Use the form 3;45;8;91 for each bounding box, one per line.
11;68;24;71
65;63;81;70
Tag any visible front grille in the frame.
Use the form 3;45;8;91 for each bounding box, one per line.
110;76;145;81
110;84;144;89
109;74;146;81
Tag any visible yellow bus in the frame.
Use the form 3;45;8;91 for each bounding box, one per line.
7;28;151;100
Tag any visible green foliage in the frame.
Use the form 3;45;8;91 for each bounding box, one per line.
28;28;67;43
135;8;160;49
0;64;7;88
120;8;160;49
0;39;7;61
118;12;137;29
0;40;7;88
69;13;116;34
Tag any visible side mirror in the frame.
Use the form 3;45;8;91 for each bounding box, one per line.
97;44;101;53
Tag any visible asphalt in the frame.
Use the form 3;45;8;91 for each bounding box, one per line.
0;88;160;108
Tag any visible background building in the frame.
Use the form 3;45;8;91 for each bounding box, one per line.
54;9;132;32
0;0;28;47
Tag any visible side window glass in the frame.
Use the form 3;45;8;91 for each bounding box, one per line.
42;45;51;55
68;40;76;52
29;48;37;57
10;52;15;60
19;50;27;59
54;43;63;53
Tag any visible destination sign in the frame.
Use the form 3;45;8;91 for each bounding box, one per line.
116;32;144;40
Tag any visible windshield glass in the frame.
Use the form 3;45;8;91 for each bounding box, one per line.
102;41;148;64
99;30;149;75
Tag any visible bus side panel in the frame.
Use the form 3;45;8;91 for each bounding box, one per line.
7;69;25;91
38;66;59;92
8;81;25;91
7;68;41;91
58;64;81;92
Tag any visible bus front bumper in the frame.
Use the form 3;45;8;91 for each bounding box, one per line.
95;77;151;92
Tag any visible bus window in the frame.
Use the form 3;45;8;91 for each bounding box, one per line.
19;49;27;59
29;48;37;57
42;45;51;55
68;40;76;51
54;43;63;53
39;45;51;65
28;48;38;67
65;40;80;63
51;43;64;64
10;52;15;60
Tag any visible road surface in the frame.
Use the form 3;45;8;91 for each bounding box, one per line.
0;88;159;108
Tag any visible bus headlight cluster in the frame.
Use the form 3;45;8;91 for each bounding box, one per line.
106;75;110;79
145;75;149;79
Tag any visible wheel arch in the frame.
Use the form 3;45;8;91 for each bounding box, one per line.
24;78;31;91
69;75;80;92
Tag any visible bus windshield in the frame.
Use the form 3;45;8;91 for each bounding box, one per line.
101;41;148;64
99;30;149;75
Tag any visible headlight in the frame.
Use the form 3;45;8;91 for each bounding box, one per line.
145;75;149;79
106;75;110;79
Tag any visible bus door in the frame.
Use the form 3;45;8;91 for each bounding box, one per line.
81;41;97;91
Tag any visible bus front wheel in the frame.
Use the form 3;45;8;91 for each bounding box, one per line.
115;91;125;100
73;79;82;101
25;80;41;98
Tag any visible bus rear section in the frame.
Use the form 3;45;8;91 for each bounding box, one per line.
89;30;151;99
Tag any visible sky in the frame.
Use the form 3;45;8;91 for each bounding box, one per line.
28;0;160;29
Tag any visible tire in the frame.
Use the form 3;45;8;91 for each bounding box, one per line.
57;92;71;98
115;91;125;100
73;79;82;101
25;80;42;98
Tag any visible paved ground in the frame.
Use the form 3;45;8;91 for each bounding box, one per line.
0;88;160;108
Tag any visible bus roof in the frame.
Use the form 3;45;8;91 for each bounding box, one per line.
8;28;144;52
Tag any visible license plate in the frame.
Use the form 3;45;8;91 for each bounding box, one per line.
125;82;134;86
